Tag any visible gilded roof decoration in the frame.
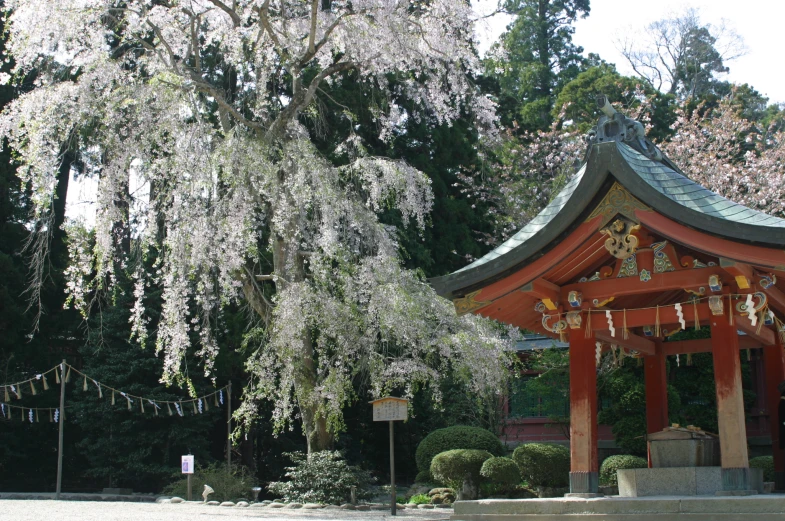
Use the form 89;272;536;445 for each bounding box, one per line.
587;181;650;227
453;290;491;316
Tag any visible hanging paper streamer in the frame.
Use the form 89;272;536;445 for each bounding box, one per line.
13;384;20;399
746;294;757;327
219;390;224;406
28;409;33;423
676;354;680;367
54;408;59;423
175;402;183;417
94;381;102;398
83;375;88;392
30;381;36;396
42;375;48;391
198;399;203;414
1;403;5;418
606;310;615;337
675;303;685;330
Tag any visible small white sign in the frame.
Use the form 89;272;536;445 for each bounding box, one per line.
181;455;194;474
371;397;408;422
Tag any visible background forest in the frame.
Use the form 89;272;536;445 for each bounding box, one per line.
1;0;784;494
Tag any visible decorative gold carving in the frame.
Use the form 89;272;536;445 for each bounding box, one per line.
617;254;638;278
566;311;582;329
652;241;676;273
708;296;724;316
453;290;491;316
586;182;650;226
601;217;640;259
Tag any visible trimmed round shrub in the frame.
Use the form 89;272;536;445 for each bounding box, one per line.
415;469;433;484
416;426;504;473
599;455;648;486
480;456;521;486
430;449;493;491
750;456;775;482
512;443;570;488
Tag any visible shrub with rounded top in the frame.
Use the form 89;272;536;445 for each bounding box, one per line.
430;449;493;491
416;426;504;473
599;454;648;486
750;456;774;483
480;456;521;486
512;443;570;488
414;469;433;484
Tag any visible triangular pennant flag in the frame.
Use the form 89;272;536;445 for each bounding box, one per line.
192;401;197;415
36;409;39;422
65;366;71;383
214;393;219;407
126;396;132;411
49;409;53;422
83;375;88;392
167;403;173;416
204;398;209;412
140;399;144;413
112;391;116;405
14;384;21;399
42;375;49;391
95;381;102;399
4;387;8;402
30;381;37;396
55;369;60;384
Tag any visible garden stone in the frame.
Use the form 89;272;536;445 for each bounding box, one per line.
324;505;340;510
418;503;435;509
236;501;249;507
220;501;235;507
436;503;453;508
262;500;272;504
155;498;172;504
207;501;220;506
428;488;454;496
169;497;184;504
250;503;267;508
268;503;285;508
302;503;323;509
396;503;406;509
355;504;370;511
340;504;355;510
285;503;303;509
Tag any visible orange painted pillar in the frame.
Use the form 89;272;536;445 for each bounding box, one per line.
644;341;669;467
567;331;600;495
710;316;753;493
763;331;785;490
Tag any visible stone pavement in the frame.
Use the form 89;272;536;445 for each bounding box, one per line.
0;498;453;521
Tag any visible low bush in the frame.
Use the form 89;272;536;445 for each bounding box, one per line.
480;456;521;486
267;451;375;504
512;443;570;488
599;455;648;486
750;456;774;482
163;462;256;502
416;426;504;473
408;493;430;504
430;449;492;494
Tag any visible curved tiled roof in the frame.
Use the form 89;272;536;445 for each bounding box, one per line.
430;140;785;299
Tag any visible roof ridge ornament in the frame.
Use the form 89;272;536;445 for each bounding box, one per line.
586;95;662;161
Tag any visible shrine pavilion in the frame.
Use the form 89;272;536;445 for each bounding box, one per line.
430;96;785;496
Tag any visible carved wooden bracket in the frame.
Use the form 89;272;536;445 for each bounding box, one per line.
601;216;640;259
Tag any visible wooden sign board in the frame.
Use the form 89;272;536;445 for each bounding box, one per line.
181;455;194;474
370;396;408;422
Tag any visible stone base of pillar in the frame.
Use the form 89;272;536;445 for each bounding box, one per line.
564;492;604;498
775;471;785;492
721;467;758;493
569;471;599;494
715;489;758;496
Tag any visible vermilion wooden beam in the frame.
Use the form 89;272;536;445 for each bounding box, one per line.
561;269;724;304
638;211;785;271
720;258;754;290
761;283;785;317
763;333;785;489
662;336;761;356
588;303;711;331
596;329;655;356
465;220;602;304
734;314;776;346
521;278;561;311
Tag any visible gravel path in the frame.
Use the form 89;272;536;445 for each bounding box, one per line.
1;500;453;521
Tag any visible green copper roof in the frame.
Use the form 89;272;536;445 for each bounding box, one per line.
430;140;785;300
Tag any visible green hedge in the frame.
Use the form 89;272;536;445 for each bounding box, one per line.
512;443;570;488
480;456;521;486
599;455;648;486
416;426;504;473
430;449;493;490
750;456;774;483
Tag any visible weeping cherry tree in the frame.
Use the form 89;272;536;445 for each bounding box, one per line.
0;0;514;453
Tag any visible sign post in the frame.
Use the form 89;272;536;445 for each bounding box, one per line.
55;359;66;500
182;454;195;501
370;397;408;516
